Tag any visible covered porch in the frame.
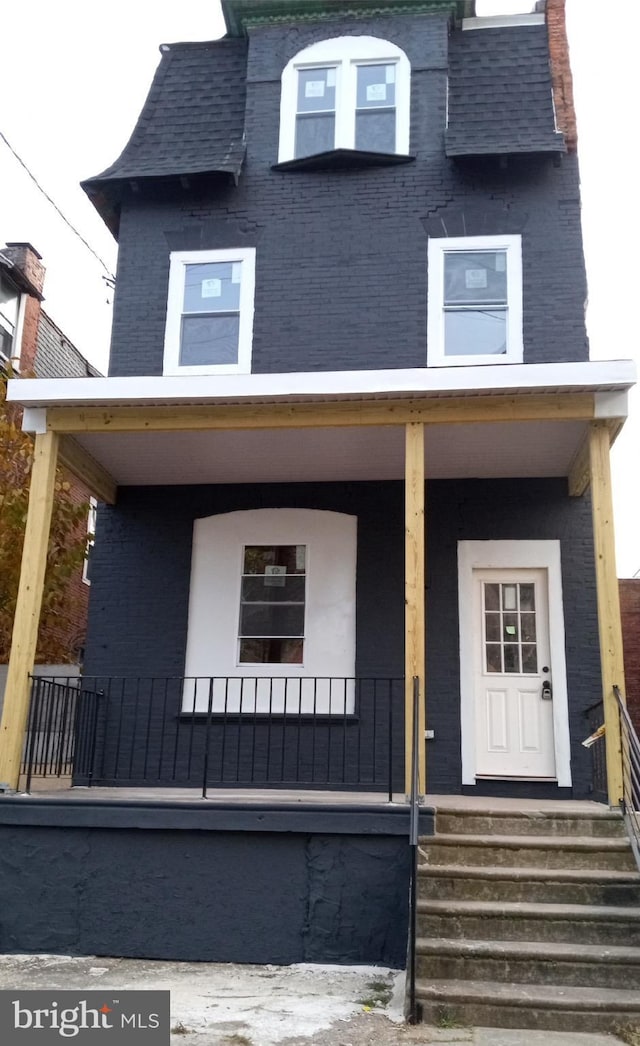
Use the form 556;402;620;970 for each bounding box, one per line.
0;361;633;804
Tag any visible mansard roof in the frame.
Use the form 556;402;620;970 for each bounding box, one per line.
446;23;565;157
81;39;247;235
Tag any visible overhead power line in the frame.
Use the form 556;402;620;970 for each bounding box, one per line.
0;129;116;285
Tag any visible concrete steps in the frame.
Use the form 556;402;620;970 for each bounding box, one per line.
414;803;640;1032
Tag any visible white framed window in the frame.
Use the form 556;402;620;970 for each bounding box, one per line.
163;248;256;375
238;544;307;666
427;235;523;367
0;274;20;365
278;36;411;162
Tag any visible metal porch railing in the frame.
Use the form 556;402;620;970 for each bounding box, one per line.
614;685;640;870
22;675;405;797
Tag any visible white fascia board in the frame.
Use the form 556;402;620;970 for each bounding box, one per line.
462;14;546;30
7;359;637;411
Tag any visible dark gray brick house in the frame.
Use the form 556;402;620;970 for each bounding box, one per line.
4;0;634;804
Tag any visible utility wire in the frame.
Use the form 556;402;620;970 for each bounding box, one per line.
0;129;116;284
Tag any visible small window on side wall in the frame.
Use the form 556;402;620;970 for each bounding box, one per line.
427;235;523;367
163;248;256;375
279;36;410;162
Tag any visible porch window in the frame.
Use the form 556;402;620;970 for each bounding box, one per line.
238;544;306;665
427;235;523;367
163;248;256;375
278;37;411;162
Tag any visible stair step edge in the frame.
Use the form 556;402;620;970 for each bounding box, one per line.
421;834;632;849
413;978;640;1011
417;899;640;920
415;936;640;962
418;863;640;882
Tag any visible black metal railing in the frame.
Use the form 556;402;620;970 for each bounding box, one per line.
22;675;405;797
583;698;607;804
407;675;422;1025
614;685;640;870
22;676;102;792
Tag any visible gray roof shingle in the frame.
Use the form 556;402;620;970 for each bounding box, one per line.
446;24;565;157
82;39;247;232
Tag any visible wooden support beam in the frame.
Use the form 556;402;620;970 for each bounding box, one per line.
58;435;117;505
405;422;426;796
569;419;626;497
589;421;626;806
0;431;60;791
46;392;596;435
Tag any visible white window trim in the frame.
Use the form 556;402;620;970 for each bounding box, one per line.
82;497;98;586
163;247;256;376
183;508;357;714
458;540;571;788
427;234;523;368
278;36;411;163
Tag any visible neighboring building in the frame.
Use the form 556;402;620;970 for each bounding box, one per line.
621;579;640;730
0;243;97;671
1;0;638;997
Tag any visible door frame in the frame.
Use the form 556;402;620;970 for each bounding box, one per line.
458;540;572;787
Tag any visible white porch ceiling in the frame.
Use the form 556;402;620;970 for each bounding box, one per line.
74;420;588;486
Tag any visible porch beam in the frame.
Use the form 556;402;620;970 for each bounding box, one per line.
0;431;60;791
569;419;625;497
45;392;597;434
589;421;626;806
405;422;426;795
58;435;117;505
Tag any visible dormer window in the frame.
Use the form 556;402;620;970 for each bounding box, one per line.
279;37;411;163
0;274;20;364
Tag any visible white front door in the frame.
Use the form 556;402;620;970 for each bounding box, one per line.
473;568;556;779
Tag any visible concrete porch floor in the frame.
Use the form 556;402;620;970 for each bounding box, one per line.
8;783;614;814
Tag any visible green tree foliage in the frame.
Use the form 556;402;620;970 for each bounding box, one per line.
0;369;89;662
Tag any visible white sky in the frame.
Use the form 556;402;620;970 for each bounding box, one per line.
1;0;638;574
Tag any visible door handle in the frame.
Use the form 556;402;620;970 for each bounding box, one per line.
541;679;553;701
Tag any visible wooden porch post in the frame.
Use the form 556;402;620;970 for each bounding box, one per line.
405;422;426;795
0;430;59;791
589;421;626;806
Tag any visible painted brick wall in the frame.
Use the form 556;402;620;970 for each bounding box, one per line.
547;0;578;152
107;11;588;376
84;478;600;797
620;579;640;731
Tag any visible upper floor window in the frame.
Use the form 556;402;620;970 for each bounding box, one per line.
278;36;411;162
0;274;20;365
427;235;523;367
163;248;256;375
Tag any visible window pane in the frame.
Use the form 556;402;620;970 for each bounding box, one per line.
485;613;500;642
356;64;396;108
503;613;519;642
295;113;335;157
241;576;306;604
484;583;500;611
444;309;507;356
486;644;502;673
355;109;395;153
503;645;520;673
240;604;305;638
520;584;535;612
180;314;239;366
522;645;538;673
243;546;306;575
444;251;508;305
297;67;336;113
239;638;304;665
183;262;240;314
521;613;536;643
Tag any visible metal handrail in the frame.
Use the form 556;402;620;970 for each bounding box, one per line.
614;685;640;870
407;675;421;1024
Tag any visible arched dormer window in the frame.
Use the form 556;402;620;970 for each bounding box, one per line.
278;36;411;163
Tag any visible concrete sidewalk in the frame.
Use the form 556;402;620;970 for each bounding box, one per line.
0;954;627;1046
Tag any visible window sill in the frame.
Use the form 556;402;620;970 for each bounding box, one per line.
272;149;415;172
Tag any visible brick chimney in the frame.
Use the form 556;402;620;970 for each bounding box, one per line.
546;0;578;152
1;243;45;372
